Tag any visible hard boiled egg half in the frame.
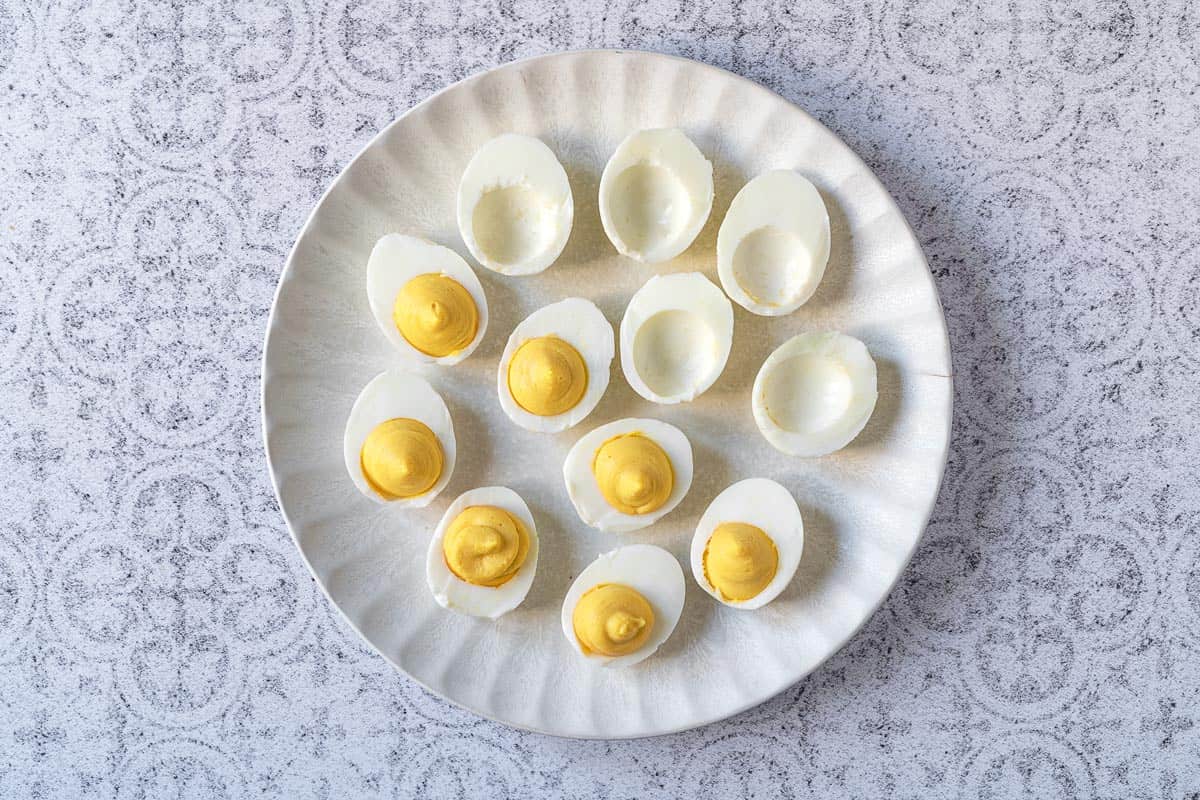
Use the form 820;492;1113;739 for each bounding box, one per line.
562;418;693;533
752;331;878;456
561;544;685;667
598;128;713;263
426;486;538;619
717;170;830;316
620;272;733;404
690;478;803;609
343;370;455;506
457;133;573;276
497;298;614;433
366;234;488;365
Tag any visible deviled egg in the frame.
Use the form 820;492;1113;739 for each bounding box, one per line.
562;418;692;533
366;234;488;364
456;133;573;276
561;544;685;666
498;298;614;433
343;370;455;506
426;486;539;619
690;478;803;609
620;272;733;404
598;128;713;263
717;170;830;316
752;332;877;456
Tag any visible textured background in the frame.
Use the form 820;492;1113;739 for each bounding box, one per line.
1;0;1198;797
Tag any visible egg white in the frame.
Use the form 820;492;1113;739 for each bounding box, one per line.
598;128;713;263
426;486;539;619
456;133;573;276
717;170;830;316
497;298;614;433
689;478;804;609
620;272;733;405
560;544;685;667
342;370;456;506
752;331;878;457
562;417;693;533
365;234;489;365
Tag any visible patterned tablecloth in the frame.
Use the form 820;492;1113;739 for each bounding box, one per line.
3;1;1198;797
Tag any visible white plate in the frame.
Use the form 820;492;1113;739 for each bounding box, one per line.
262;50;952;739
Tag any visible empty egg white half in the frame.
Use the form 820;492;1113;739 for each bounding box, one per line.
497;297;614;433
426;486;539;619
620;272;733;404
598;128;713;263
456;133;573;276
342;370;456;506
560;544;685;667
752;332;877;456
717;170;830;316
562;417;693;533
366;234;489;365
689;478;804;609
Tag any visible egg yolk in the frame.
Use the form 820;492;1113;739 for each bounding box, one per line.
442;505;531;587
359;418;444;500
703;522;778;602
393;273;479;357
507;336;588;416
591;433;673;515
572;583;655;657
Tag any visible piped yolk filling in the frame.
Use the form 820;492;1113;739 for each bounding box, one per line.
393;273;479;357
572;583;655;657
360;418;444;500
442;505;530;587
507;336;588;416
703;522;778;602
591;432;673;515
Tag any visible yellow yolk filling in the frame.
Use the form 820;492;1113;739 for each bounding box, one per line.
393;273;479;357
507;336;588;416
572;583;655;657
359;418;444;500
703;522;779;602
442;505;531;587
591;433;673;515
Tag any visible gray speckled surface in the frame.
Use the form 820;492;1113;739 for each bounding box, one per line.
2;1;1198;797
